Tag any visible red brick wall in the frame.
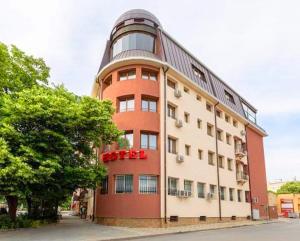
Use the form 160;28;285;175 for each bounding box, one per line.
246;127;269;219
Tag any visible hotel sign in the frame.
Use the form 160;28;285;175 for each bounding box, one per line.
102;149;147;162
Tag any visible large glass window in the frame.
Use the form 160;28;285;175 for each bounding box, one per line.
119;97;134;112
168;137;177;154
121;132;133;148
142;98;157;112
242;102;257;123
141;132;157;150
115;175;133;193
139;175;157;194
112;33;155;57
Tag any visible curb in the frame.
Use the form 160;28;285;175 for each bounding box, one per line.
98;220;277;241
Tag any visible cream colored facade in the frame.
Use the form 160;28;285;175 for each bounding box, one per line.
160;69;251;218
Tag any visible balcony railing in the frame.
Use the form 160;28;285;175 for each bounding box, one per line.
236;171;249;184
235;143;247;160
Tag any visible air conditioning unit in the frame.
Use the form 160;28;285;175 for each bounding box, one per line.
175;119;183;128
174;88;182;98
176;154;184;163
206;192;214;200
240;130;246;136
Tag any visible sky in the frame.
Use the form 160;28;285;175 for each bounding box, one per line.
1;0;300;181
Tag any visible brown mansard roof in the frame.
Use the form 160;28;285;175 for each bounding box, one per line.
97;10;265;132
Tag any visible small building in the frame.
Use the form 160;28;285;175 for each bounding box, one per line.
277;194;300;218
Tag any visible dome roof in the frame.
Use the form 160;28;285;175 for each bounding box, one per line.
114;9;162;28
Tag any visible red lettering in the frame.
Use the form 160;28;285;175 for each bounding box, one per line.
129;149;137;159
111;151;118;161
139;150;147;159
102;153;110;162
119;150;126;160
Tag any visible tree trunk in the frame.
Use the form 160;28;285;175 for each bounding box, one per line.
26;197;32;218
5;195;18;221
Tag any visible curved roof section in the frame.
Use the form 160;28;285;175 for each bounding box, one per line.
114;9;162;28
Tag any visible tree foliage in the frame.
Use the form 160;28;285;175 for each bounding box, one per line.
0;42;121;221
277;181;300;194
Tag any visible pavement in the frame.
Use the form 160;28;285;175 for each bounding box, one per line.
0;216;296;241
134;218;300;241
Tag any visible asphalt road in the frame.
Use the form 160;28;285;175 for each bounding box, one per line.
135;219;300;241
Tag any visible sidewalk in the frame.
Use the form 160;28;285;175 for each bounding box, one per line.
102;219;278;241
0;216;279;241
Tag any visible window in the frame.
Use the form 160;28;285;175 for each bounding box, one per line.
168;177;178;196
242;102;256;123
225;90;235;104
141;98;157;112
192;64;206;82
208;151;215;165
100;176;108;194
197;119;202;129
197;182;205;198
198;149;203;160
226;133;232;145
237;189;242;202
227;158;233;171
168;137;177;154
217;129;223;141
220;186;226;200
119;97;134;112
119;69;136;81
245;191;250;203
196;95;202;101
229;188;235;201
167;79;176;89
218;155;224;168
216;109;222;118
121;131;134;148
225;114;231;123
206;102;212;112
184;112;190;123
209;184;216;194
207;123;214;137
112;32;155;57
140;132;157;150
184;87;189;93
139;175;157;194
233;119;238;127
184;180;193;192
115;175;133;193
142;70;157;81
185;145;190;156
167;104;176;119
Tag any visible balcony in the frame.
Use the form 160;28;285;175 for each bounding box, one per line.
236;171;248;184
235;143;247;162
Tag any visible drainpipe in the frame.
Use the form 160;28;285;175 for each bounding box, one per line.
245;123;254;220
163;66;169;224
214;102;222;221
93;77;101;222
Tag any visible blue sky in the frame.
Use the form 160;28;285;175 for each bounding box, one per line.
1;0;300;181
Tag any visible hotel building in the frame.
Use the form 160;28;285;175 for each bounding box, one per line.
91;9;268;227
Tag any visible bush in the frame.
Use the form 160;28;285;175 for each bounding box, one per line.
0;214;54;229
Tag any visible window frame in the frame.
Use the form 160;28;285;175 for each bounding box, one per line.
119;69;136;81
141;69;158;81
118;96;135;112
139;175;158;194
168;136;177;154
140;132;158;150
115;175;133;194
197;182;205;198
141;97;157;112
167;103;176;119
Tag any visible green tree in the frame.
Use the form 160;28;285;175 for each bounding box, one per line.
0;43;121;220
277;181;300;194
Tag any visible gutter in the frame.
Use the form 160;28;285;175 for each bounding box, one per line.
245;123;254;220
162;66;169;224
214;102;222;221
